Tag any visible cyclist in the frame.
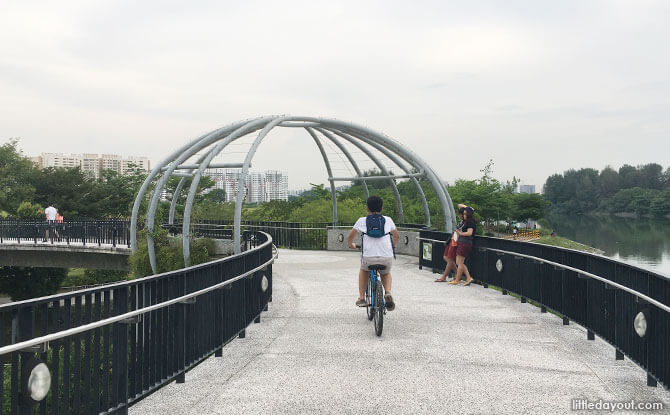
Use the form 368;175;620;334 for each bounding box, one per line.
347;195;400;311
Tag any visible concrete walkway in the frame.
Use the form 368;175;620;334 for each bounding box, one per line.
131;249;668;414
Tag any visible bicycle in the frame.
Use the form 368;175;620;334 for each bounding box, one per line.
365;264;386;336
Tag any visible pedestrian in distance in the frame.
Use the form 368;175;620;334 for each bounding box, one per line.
449;204;476;286
435;206;466;282
44;203;57;241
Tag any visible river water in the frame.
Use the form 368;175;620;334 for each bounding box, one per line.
547;214;670;277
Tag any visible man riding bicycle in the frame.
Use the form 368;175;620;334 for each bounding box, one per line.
347;195;400;311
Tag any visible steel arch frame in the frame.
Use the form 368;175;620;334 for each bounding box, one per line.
131;116;457;274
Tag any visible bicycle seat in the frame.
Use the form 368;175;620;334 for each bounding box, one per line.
368;264;386;271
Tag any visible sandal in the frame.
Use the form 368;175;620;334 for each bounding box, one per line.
448;280;461;285
434;278;447;282
463;278;473;286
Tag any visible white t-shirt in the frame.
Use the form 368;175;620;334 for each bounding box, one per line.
354;215;396;258
45;206;57;221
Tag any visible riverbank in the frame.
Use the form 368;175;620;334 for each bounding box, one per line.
533;235;603;254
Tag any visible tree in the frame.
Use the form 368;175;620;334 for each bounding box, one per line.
650;189;670;217
204;188;227;203
87;169;148;218
599;166;620;199
302;183;332;201
638;163;664;190
0;267;67;301
192;200;236;221
512;193;547;222
574;168;599;212
32;167;94;217
16;201;43;218
618;164;640;189
0;139;37;214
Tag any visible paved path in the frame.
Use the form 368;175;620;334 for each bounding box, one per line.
131;249;668;414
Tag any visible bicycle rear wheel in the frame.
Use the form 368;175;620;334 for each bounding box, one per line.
373;279;384;336
366;277;373;320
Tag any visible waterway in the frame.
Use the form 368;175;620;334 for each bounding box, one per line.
547;214;670;277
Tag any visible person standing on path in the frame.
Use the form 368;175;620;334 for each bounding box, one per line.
435;206;466;282
449;205;476;286
44;203;57;241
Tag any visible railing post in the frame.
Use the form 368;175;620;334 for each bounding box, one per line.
18;307;35;415
112;287;129;414
176;274;186;383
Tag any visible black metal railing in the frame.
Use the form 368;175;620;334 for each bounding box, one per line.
0;219;131;248
181;220;428;250
0;231;275;414
418;229;670;390
170;220;330;250
1;219;428;252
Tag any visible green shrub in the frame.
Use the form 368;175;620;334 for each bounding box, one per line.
16;201;43;218
0;267;67;301
129;228;216;277
62;268;129;287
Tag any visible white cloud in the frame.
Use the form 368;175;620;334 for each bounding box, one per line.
1;0;669;190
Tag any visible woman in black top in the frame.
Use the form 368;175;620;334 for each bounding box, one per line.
449;205;476;286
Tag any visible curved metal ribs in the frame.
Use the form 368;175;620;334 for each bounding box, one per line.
131;116;457;274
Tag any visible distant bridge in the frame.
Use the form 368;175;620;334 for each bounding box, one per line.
0;241;130;270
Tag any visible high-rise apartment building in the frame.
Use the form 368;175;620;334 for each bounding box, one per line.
32;152;150;179
265;170;289;201
204;169;288;203
121;156;151;175
519;184;536;194
100;154;121;174
37;153;82;169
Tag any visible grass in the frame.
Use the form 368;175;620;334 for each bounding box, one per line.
533;235;603;254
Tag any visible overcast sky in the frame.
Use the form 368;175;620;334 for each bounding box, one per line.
2;0;669;191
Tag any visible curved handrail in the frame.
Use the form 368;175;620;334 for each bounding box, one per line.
418;229;670;389
0;229;273;310
0;243;278;356
484;247;670;314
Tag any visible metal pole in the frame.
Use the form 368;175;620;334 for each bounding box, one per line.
304;127;338;226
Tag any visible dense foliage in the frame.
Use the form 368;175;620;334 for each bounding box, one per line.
129;229;216;277
204;161;547;229
1;139;548;301
543;164;670;216
0;139;149;218
61;269;129;288
0;267;67;301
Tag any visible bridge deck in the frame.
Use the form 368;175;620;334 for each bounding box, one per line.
131;249;668;414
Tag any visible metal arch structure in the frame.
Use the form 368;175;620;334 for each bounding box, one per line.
130;116;458;274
